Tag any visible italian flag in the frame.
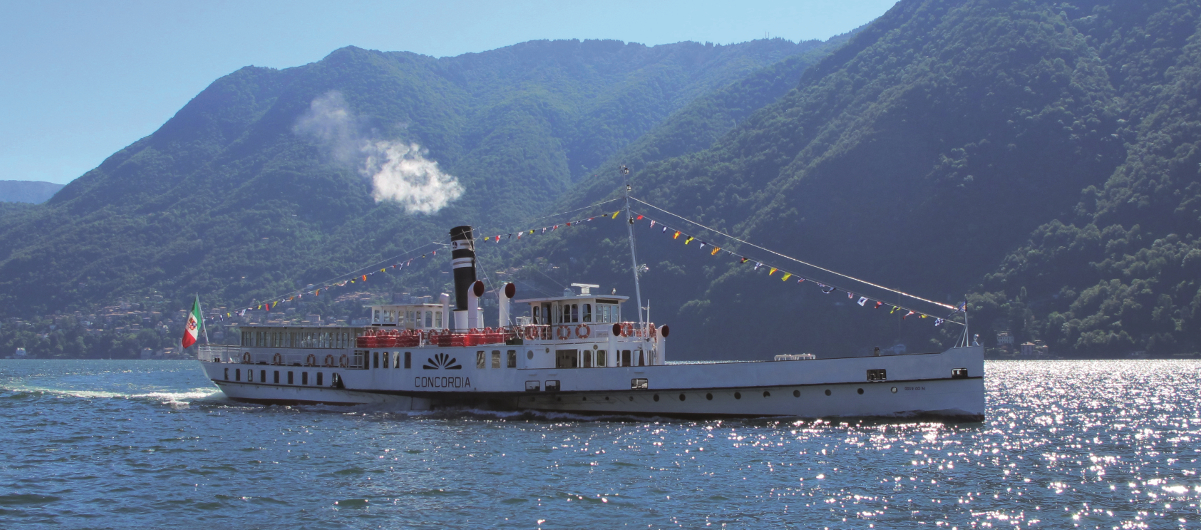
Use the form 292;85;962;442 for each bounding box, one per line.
181;295;203;348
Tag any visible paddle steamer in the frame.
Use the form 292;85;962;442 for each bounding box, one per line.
198;220;984;420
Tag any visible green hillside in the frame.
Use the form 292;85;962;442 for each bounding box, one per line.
0;38;826;323
501;0;1201;359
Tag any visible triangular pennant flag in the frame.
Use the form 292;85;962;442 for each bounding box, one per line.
612;211;620;219
935;318;944;326
362;275;367;282
848;292;854;299
649;220;656;228
781;273;791;281
857;297;868;306
755;262;762;270
904;311;915;319
698;242;705;249
740;257;748;263
662;226;668;233
673;231;681;239
874;301;882;309
769;267;777;276
711;247;720;255
636;215;643;220
684;236;694;244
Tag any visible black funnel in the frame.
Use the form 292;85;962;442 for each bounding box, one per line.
449;226;476;311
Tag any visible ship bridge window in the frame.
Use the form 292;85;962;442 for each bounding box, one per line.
570;304;579;323
596;350;606;367
583;304;592;322
404;351;411;369
435;311;443;328
425;311;433;328
621;350;631;367
477;351;486;369
383;351;390;368
582;350;592;368
532;306;541;324
492;350;501;368
507;350;516;368
373;309;381;324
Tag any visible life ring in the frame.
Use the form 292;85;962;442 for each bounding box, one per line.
526;326;538;340
272;352;282;365
324;354;335;367
339;354;349;368
576;324;591;339
242;351;250;364
557;325;571;340
305;353;316;366
622;323;634;337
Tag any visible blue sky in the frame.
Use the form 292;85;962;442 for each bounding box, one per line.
0;0;897;185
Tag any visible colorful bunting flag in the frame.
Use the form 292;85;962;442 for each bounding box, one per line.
769;267;777;276
611;211;620;219
781;273;792;281
649;220;656;228
711;247;720;255
857;297;868;306
874;301;882;309
904;311;914;319
673;231;681;239
685;237;694;244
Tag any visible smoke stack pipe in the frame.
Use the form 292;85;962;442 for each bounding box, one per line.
449;226;476;330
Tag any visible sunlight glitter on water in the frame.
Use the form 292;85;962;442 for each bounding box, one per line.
0;359;1198;528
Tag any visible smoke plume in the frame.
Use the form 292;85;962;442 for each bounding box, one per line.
293;91;463;214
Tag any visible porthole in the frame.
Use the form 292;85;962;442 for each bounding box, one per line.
793;390;800;398
763;391;771;398
706;393;713;400
734;392;742;400
857;388;864;395
605;396;609;401
824;389;832;396
891;387;897;393
527;350;533;360
582;396;587;401
678;393;686;401
629;396;634;402
653;394;660;402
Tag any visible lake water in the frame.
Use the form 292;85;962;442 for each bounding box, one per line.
1;359;1197;529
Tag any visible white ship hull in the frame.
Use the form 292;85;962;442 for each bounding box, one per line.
201;345;984;420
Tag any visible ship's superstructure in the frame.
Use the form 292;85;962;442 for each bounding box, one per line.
199;224;985;420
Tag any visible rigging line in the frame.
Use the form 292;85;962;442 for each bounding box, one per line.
470;198;624;240
523;197;623;223
250;241;444;305
630;196;957;311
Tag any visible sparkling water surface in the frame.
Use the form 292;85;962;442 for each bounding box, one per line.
1;359;1198;529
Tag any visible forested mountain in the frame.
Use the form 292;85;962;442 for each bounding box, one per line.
508;0;1201;358
0;37;832;329
7;0;1201;360
0;181;62;203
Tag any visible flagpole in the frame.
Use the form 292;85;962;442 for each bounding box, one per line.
622;166;644;333
197;294;210;345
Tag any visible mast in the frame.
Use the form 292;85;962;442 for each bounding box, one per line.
622;166;644;330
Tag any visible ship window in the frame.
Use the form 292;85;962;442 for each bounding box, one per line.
545;380;560;392
477;351;486;369
952;368;969;379
235;369;240;381
382;352;390;369
224;368;228;380
532;306;541;324
596;350;606;367
435;311;443;328
583;304;592;322
507;350;516;368
867;369;887;382
425;311;433;328
638;350;645;366
525;380;540;392
302;372;308;385
571;304;579;323
492;350;501;368
317;372;323;386
273;371;279;384
582;350;592;368
631;378;648;390
404;352;411;369
555;349;578;368
287;371;293;385
621;350;631;367
373;309;380;324
260;370;266;383
373;351;379;369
